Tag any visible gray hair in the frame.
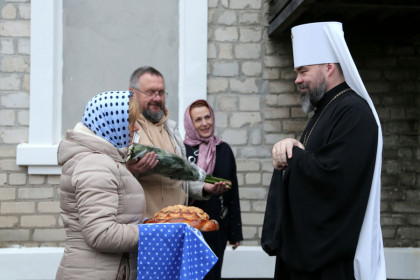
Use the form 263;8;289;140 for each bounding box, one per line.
129;66;165;89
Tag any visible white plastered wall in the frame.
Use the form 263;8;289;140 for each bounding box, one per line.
16;0;207;174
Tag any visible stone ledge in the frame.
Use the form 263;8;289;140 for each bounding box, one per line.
0;246;419;279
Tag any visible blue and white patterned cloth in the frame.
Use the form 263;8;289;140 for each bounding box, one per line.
137;223;218;280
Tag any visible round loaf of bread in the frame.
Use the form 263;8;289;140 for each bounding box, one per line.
144;205;219;232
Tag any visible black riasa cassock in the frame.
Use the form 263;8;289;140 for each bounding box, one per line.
262;83;378;279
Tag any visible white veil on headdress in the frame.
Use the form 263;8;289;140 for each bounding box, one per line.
291;22;386;280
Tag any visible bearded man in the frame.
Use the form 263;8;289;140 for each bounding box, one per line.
126;66;228;218
262;22;386;280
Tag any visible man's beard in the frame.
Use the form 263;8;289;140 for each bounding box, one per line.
143;107;165;123
300;77;327;113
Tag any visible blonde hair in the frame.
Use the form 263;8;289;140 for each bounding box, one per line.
128;97;140;133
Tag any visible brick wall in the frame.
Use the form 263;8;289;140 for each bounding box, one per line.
0;0;65;247
348;39;420;247
206;0;420;248
0;0;419;248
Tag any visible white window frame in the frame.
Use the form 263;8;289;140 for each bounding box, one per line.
16;0;207;175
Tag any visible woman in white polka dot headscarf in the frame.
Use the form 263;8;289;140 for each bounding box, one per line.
82;91;133;148
56;91;145;280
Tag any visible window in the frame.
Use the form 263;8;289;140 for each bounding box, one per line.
16;0;207;174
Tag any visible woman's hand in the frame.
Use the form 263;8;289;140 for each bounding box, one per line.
230;241;240;250
203;182;229;195
126;152;159;175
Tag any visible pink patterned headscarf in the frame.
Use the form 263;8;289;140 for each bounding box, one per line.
184;100;222;174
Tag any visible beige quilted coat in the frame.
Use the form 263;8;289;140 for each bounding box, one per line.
56;123;145;280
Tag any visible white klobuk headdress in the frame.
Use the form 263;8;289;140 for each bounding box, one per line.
291;22;386;280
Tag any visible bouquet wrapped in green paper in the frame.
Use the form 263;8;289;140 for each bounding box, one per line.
127;143;231;187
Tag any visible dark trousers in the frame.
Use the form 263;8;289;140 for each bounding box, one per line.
275;256;355;280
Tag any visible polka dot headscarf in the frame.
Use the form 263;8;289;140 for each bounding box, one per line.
82;91;132;148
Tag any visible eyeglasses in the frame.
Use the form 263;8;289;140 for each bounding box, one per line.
132;88;168;97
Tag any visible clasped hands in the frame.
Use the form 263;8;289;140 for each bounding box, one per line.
272;138;305;170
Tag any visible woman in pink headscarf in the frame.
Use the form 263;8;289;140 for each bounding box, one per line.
184;99;243;280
